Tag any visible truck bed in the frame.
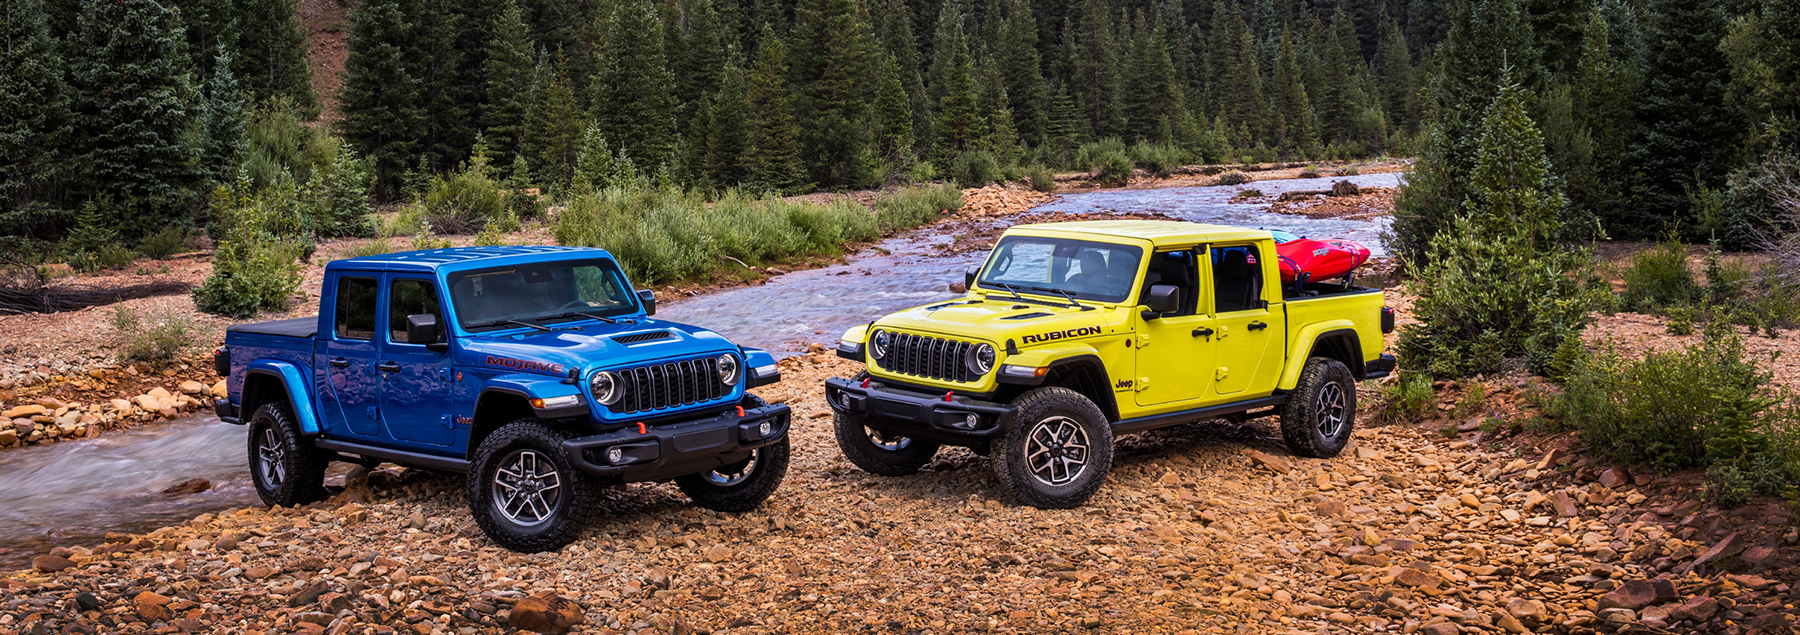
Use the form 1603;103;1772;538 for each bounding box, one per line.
225;317;317;338
1284;282;1380;301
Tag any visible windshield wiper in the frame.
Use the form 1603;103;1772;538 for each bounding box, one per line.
990;281;1028;302
467;318;553;332
1031;286;1088;310
543;310;616;324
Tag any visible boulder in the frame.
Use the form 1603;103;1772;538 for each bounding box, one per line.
134;591;173;621
211;381;227;398
1;404;45;419
509;590;587;634
1597;579;1677;611
32;555;75;573
179;380;205;395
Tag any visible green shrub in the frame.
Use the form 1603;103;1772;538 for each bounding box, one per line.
1074;138;1129;169
1216;170;1250;186
1025;165;1057;192
949;151;1001;187
109;305;196;362
1665;305;1695;335
1620;236;1699;311
1092;151;1133;185
193;179;307;317
342;239;397;258
415;169;509;235
1129;142;1186;177
1380;373;1435;422
138;227;189;260
874;183;962;232
243;97;335;190
305;141;376;238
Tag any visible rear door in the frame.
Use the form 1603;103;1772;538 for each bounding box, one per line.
1133;248;1216;407
319;274;383;437
1207;242;1285;397
378;275;458;446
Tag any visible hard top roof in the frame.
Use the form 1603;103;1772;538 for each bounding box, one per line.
1006;220;1273;246
324;245;609;274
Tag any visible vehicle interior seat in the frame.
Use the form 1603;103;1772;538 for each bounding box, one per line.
1214;248;1261;312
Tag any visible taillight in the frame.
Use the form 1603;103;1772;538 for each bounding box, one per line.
213;348;230;377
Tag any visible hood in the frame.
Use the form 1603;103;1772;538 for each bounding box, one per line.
456;319;739;376
872;296;1126;346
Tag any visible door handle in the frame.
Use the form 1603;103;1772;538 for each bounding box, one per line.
1247;321;1268;331
378;362;402;373
328;357;349;368
1192;327;1214;340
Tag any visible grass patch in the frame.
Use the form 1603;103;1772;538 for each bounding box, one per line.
1379;372;1435;423
110;305;197;363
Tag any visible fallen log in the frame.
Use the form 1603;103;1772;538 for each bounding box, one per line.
0;280;194;315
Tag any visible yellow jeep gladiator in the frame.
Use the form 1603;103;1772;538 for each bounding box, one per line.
825;220;1395;508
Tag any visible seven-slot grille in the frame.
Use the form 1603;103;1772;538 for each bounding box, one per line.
876;332;981;382
608;356;730;414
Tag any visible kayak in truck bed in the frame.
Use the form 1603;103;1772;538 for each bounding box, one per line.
1267;230;1371;283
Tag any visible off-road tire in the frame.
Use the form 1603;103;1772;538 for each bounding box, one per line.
1280;357;1358;458
991;387;1113;509
468;419;599;553
247;402;330;507
833;409;942;476
673;393;791;512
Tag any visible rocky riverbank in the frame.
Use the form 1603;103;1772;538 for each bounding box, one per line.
0;350;222;450
2;352;1794;635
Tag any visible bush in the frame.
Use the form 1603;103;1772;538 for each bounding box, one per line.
1620;237;1699;311
1216;170;1250;186
305;141;376;238
949;151;1001;187
342;239;397;258
1380;373;1435;423
1023;165;1057;192
193;179;307;317
110;305;196;362
1331;180;1360;196
1092;151;1133;185
1298;168;1322;179
414;167;510;235
874;183;962;232
1551;325;1800;506
1129;142;1186;177
138;227;189;260
243;98;335;190
1074;138;1129;169
1665;305;1695;335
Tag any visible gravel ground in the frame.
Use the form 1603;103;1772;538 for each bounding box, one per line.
2;353;1795;635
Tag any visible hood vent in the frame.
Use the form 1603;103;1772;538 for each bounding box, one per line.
1000;312;1055;320
612;330;674;345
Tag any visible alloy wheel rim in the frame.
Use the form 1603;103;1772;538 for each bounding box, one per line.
1316;381;1346;439
257;427;286;488
702;449;760;486
493;450;563;526
866;427;913;452
1024;416;1090;487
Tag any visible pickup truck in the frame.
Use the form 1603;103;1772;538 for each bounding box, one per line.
214;246;791;552
827;220;1395;508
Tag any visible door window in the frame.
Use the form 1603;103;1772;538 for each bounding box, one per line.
1211;245;1265;313
335;277;379;340
388;279;443;343
1139;250;1200;315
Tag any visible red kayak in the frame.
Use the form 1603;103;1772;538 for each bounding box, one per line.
1272;234;1370;283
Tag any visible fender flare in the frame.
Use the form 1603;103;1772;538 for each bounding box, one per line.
243;360;321;435
997;344;1120;421
1277;322;1364;391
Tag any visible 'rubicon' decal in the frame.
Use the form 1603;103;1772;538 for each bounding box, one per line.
1021;326;1102;344
486;355;565;374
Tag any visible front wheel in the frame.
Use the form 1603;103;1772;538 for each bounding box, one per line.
991;387;1113;509
247;402;329;507
468;419;599;552
1280;357;1358;458
675;437;790;512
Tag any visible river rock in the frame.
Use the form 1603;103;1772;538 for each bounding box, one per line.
1245;450;1291;474
14;420;35;435
0;430;15;446
288;580;331;607
147;386;172;400
1670;596;1720;622
211;381;227;397
1598;579;1676;610
134;591;173;621
179;380;205;395
32;555;75;572
74;592;100;612
161;477;212;495
1;404;44;419
510;590;587;634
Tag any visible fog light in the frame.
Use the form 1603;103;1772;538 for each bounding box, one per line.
606;446;624;464
758;421;772;437
964;413;980;428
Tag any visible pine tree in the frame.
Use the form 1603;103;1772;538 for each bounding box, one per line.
1315;8;1359;145
1215;3;1265;139
1567;6;1639;232
1629;0;1743;228
66;0;204;238
339;0;424;200
998;0;1047;144
706;61;753;186
521;53;585;191
1269;24;1318;158
871;53;916;168
0;0;71;228
412;0;472;171
198;50;248;186
482;0;534;163
980;59;1019;164
931;6;984;162
234;0;317;115
1528;0;1588;74
572;121;616;191
1069;0;1123;139
1044;82;1079;166
165;0;233;83
676;0;730;134
745;27;805;191
1373;16;1414;134
1124;13;1184;144
1720;0;1798;157
595;0;679;172
788;0;875;187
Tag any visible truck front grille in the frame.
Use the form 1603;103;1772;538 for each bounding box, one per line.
609;356;730;414
876;333;979;383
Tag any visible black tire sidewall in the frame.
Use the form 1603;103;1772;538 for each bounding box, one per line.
831;409;942;476
675;436;790;512
994;387;1113;509
468;420;591;553
246;403;326;507
1281;358;1358;458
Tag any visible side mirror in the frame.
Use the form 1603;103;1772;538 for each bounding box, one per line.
1143;284;1182;314
964;267;979;289
637;289;656;316
406;314;446;352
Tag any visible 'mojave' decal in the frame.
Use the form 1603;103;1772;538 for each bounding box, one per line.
1021;326;1102;344
486;355;565;374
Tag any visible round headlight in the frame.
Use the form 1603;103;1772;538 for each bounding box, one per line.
869;330;890;360
590;371;622;405
717;353;740;385
966;343;996;375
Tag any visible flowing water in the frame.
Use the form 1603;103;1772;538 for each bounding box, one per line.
0;174;1401;568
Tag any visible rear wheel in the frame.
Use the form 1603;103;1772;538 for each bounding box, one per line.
675;437;790;512
247;402;329;507
468;419;598;552
833;410;942;476
1280;357;1358;458
991;387;1113;509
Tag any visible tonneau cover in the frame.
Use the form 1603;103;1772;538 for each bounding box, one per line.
226;316;318;338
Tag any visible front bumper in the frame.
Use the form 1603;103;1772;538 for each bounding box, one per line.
562;400;791;482
823;376;1018;447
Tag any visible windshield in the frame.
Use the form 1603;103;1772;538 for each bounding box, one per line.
448;259;639;331
977;236;1143;303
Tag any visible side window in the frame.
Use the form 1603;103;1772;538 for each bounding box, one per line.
1140;250;1200;316
388;279;442;343
1212;244;1266;313
335;277;379;340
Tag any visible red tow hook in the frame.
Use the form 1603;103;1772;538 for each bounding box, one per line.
637;422;647;434
943;391;954;402
861;378;870;388
736;405;746;417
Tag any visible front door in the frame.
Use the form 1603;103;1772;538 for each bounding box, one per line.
1133;248;1217;407
379;276;458;446
1208;243;1284;396
319;275;383;437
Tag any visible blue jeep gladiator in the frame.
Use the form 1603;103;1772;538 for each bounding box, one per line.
213;246;790;552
